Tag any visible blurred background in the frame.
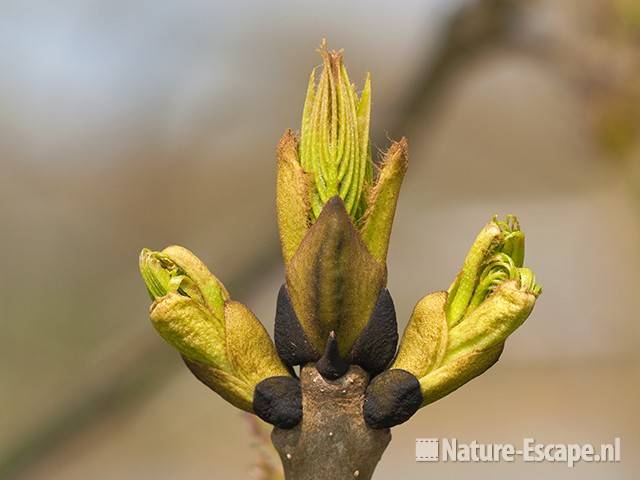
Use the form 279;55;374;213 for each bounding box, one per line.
1;0;639;478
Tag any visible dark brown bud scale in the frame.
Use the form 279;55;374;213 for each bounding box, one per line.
348;288;398;376
274;283;319;366
363;368;422;429
315;331;349;380
254;376;303;429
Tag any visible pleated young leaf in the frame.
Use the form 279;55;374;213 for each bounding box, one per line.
161;245;229;323
299;40;372;222
445;215;533;327
445;221;502;328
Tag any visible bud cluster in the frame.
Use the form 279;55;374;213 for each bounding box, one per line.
138;41;541;435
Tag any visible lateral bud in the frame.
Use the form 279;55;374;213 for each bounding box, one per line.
316;331;349;380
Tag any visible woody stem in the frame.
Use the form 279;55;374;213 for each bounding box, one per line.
271;364;391;480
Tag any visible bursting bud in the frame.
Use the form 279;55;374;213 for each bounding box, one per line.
445;215;536;327
274;41;408;364
139;246;292;414
139;41;543;437
299;39;372;221
276;40;408;266
371;215;541;427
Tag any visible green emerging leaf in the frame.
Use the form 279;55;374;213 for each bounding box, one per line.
139;246;292;413
445;215;540;327
299;40;373;222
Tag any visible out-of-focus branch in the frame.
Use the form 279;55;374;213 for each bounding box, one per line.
392;0;528;136
531;0;640;206
244;413;284;480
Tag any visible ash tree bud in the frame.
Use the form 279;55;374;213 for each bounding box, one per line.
366;216;541;428
139;246;298;419
299;39;372;221
139;40;542;444
274;41;407;374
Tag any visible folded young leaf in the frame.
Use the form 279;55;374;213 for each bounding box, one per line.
276;130;312;264
149;293;230;370
419;343;504;407
161;245;229;323
445;216;534;328
139;248;173;300
183;356;256;412
444;280;536;364
360;139;408;263
299;42;372;221
224;300;290;385
392;291;448;378
445;222;502;328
